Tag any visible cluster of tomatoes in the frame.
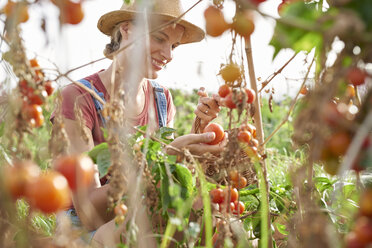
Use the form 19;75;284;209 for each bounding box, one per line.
1;0;84;26
319;67;370;175
19;59;55;128
204;5;255;39
345;187;372;248
2;154;95;214
210;187;245;216
218;83;256;109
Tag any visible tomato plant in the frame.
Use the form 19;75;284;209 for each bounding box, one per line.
53;154;95;191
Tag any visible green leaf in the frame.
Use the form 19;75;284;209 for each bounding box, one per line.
173;163;193;199
96;150;111;178
87;142;108;163
158;127;176;140
275;223;289;235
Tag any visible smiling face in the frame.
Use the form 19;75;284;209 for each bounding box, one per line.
147;24;185;78
117;21;185;79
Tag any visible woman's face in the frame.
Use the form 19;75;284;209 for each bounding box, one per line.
147;24;184;79
119;21;185;79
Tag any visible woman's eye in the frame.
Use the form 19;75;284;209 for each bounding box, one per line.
153;36;164;43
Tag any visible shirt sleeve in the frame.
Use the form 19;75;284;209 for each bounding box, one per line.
56;84;96;130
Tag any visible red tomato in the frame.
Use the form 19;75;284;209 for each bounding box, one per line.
360;189;372;217
53;154;95;191
60;1;84;25
245;88;256;104
204;5;229;37
233;201;245;215
26;171;71;214
210;188;225;204
328;132;351;156
245;123;256;138
218;84;231;97
29;59;39;68
3;161;40;200
44;81;56;96
229;170;239;182
347;67;367;86
203;123;225;145
224;92;237;109
224;187;239;203
233;176;247;189
300;85;308;95
114;203;128;216
238;130;252;143
354;216;372;245
24;104;44;128
344;231;364;248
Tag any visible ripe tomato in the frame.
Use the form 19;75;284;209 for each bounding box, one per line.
224;92;237;109
354;216;372;245
233;176;247;189
238;130;252;143
233;201;245;215
114;203;128;216
218;84;231;97
360;189;372;217
24;104;44;128
220;63;241;83
344;231;364;248
224;187;239;203
3;1;29;23
204;5;229;37
300;85;308;95
347;67;367;86
3;161;40;200
231;10;255;39
203;123;225;145
53;154;95;191
229;170;239;182
26;171;71;214
210;188;225;204
60;1;84;25
28;92;45;105
328;131;351;156
244;123;256;138
29;59;39;68
44;81;56;96
245;88;256;104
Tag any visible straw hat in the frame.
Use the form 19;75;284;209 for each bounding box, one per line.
97;0;205;44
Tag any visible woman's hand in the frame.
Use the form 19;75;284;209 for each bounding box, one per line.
166;131;228;156
192;87;221;133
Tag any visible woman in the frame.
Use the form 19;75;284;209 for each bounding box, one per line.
54;0;225;246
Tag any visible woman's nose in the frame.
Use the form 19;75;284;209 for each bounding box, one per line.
160;44;173;62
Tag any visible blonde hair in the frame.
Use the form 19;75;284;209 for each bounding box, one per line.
103;23;123;58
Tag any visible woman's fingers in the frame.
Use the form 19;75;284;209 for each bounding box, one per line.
166;132;216;155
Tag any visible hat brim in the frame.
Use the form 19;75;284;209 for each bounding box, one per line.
98;10;205;44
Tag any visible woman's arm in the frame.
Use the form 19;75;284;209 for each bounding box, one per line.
63;118;115;230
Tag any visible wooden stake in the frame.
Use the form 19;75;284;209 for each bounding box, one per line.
244;36;273;248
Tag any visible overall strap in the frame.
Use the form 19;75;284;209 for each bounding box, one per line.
78;79;107;127
150;80;167;128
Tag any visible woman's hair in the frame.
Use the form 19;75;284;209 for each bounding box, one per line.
103;23;123;58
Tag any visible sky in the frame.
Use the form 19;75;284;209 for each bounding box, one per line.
0;0;315;101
